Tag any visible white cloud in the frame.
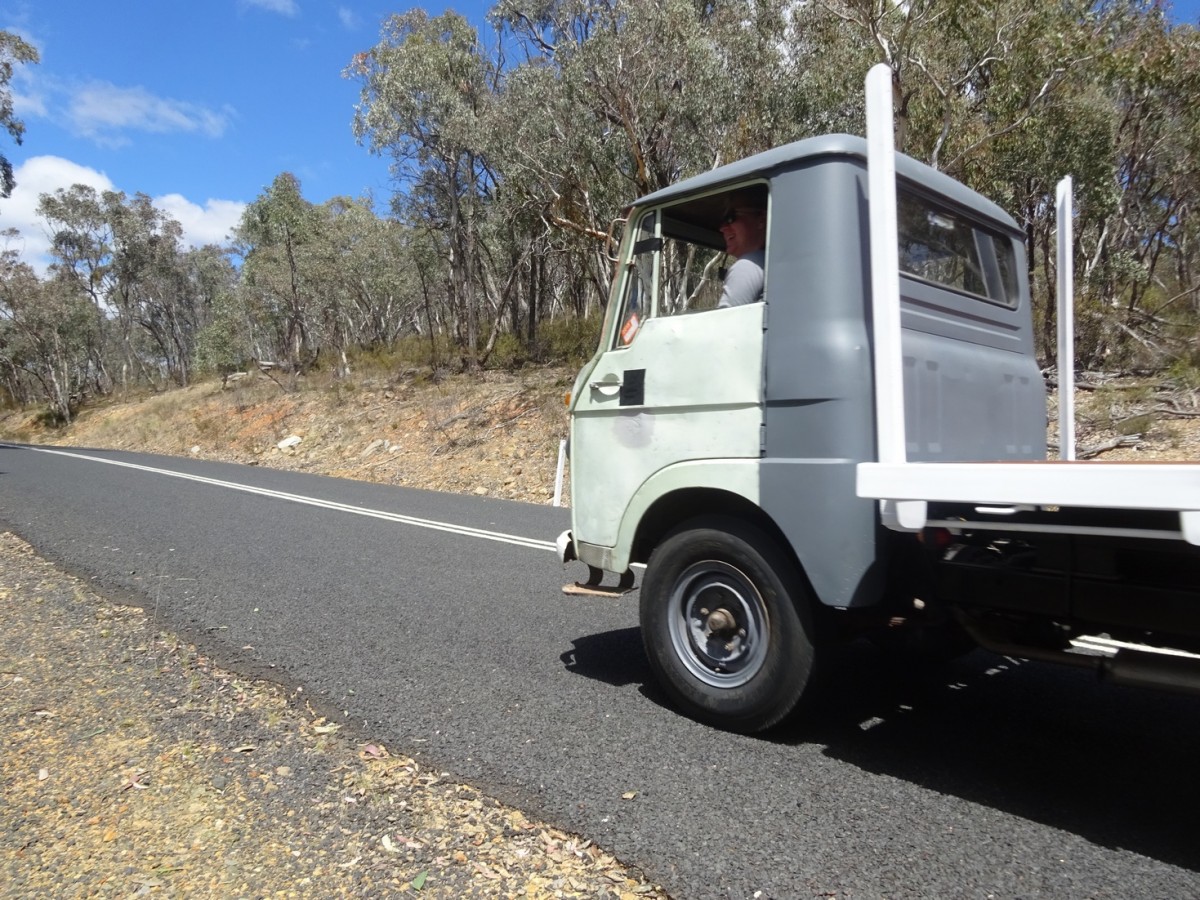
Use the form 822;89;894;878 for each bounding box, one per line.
154;194;246;249
66;82;232;145
2;156;114;272
242;0;299;15
337;6;360;29
12;86;47;119
10;69;233;147
2;156;244;273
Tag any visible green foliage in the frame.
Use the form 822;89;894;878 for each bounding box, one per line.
0;30;39;197
1167;358;1200;392
536;312;604;366
1117;413;1156;437
8;0;1200;418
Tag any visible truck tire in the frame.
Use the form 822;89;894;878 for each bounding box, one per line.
640;516;819;733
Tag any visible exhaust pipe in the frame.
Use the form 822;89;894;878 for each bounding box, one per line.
1101;649;1200;695
958;613;1200;696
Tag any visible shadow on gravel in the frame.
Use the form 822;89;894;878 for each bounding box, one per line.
781;642;1200;874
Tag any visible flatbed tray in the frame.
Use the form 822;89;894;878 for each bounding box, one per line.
857;460;1200;545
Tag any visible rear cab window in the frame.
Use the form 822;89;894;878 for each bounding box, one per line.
897;190;1021;308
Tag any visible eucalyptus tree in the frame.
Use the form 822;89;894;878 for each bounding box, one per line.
108;192;192;387
488;0;767;326
0;245;95;423
0;29;38;198
37;185;118;392
798;0;1200;368
38;185;197;390
800;0;1103;173
132;237;228;389
349;10;499;369
1074;14;1200;368
192;246;251;378
235;172;321;371
313;197;418;354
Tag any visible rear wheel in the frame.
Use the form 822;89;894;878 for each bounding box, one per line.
640;516;819;733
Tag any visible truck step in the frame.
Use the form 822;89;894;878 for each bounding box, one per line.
562;566;636;598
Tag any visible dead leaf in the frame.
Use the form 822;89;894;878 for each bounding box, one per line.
231;745;256;753
381;834;401;854
621;791;638;800
472;862;501;880
313;723;341;735
359;743;388;759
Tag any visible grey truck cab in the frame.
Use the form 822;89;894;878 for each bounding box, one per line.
560;77;1200;733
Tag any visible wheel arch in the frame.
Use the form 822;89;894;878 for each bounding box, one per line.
631;488;792;566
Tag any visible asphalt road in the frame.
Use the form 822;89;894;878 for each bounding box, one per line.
2;442;1198;899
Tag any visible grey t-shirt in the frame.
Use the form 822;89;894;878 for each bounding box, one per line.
717;249;765;308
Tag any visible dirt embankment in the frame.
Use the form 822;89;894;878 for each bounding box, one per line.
1;367;578;504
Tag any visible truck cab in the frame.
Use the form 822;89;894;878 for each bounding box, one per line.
570;134;1044;606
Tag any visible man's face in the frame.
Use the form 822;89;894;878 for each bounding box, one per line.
719;207;766;259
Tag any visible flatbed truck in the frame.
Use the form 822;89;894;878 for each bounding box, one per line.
557;65;1200;733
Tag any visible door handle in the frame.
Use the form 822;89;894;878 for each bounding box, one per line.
589;379;622;397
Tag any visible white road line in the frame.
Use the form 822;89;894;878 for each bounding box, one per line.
16;445;559;553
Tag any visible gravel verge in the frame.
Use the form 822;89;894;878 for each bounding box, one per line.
0;532;668;899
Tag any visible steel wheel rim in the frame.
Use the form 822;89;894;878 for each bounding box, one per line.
667;560;769;688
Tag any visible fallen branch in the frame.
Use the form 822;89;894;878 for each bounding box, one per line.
1075;435;1142;459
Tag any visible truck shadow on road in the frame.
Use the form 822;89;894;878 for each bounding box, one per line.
793;643;1200;873
562;628;1200;873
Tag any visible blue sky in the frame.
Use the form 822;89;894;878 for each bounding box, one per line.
3;0;1199;273
1;0;491;271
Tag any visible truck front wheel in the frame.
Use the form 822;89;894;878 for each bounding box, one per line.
640;516;818;733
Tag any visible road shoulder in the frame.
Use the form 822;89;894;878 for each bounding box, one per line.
0;531;666;899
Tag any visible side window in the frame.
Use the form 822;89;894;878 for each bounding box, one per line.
657;229;726;316
898;191;1019;307
993;234;1020;302
614;211;658;347
611;183;769;348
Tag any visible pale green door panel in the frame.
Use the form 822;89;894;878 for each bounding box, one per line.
570;303;765;552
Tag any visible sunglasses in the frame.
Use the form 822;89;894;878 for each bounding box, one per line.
721;208;761;226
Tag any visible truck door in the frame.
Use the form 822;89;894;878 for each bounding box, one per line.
570;202;767;555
